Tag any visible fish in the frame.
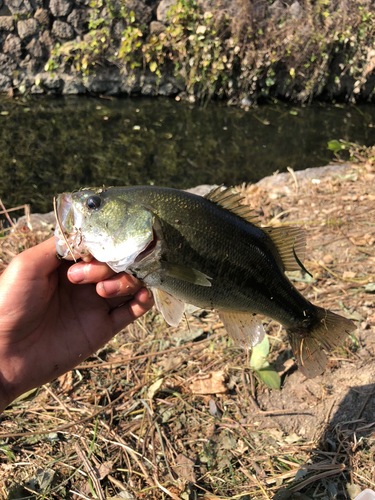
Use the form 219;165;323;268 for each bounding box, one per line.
54;185;356;378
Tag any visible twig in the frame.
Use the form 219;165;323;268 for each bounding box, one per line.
0;199;16;229
153;475;181;500
290;465;345;492
75;444;105;500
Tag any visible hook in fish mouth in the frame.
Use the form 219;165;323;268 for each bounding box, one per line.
54;195;76;262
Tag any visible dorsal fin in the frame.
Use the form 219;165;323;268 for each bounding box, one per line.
262;226;306;272
205;186;261;225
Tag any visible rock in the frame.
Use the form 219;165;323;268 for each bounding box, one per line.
13;72;35;90
119;73;141;94
67;8;89;33
268;0;285;21
52;20;74;39
156;0;177;23
17;18;39;39
39;29;54;55
62;75;85;94
50;0;72;17
3;33;21;57
36;72;63;89
0;73;11;93
85;72;120;93
19;54;40;74
0;16;14;31
34;8;50;26
0;52;17;75
26;37;43;58
149;20;165;35
124;0;152;24
111;18;126;40
30;83;44;93
158;82;177;95
5;0;33;14
141;82;156;95
289;1;303;19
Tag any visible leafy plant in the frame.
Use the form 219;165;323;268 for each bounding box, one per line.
250;335;281;390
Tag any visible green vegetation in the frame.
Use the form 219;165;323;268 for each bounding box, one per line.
43;0;375;102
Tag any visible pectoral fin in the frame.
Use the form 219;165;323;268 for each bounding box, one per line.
152;288;185;327
219;311;266;349
161;261;212;287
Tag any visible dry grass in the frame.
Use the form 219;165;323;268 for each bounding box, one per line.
0;161;374;499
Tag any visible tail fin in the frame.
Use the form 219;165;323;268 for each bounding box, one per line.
287;307;356;378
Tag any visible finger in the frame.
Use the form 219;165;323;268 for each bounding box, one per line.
96;273;142;298
110;287;154;333
68;259;116;284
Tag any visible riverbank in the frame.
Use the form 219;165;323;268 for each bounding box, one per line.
1;161;375;498
1;0;375;102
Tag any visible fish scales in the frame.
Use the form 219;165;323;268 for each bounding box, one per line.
55;185;356;378
122;187;314;326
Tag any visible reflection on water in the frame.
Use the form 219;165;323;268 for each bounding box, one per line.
0;96;375;213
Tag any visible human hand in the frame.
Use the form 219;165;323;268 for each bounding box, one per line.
0;237;154;412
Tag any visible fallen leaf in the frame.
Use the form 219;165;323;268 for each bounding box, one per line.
58;371;74;393
343;271;357;279
190;371;227;394
147;378;164;399
97;461;113;480
172;454;196;483
158;355;182;372
208;399;223;419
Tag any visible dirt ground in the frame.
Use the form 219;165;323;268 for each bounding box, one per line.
0;161;374;499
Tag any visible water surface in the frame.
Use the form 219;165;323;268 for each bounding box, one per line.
0;96;374;213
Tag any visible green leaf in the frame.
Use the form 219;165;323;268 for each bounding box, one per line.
327;139;345;153
12;387;38;404
149;61;157;73
257;367;281;390
249;335;269;370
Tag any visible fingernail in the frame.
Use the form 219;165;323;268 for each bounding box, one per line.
101;280;121;296
148;288;153;299
68;267;86;283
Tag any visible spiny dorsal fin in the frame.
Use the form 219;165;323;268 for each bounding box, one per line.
205;186;261;225
262;226;306;272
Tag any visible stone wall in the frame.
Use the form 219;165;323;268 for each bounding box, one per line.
0;0;183;95
1;0;375;101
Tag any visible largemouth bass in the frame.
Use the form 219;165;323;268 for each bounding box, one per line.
55;186;356;378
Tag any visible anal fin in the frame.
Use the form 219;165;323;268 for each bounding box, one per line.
152;288;185;327
219;311;266;349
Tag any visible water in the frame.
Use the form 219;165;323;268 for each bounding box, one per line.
1;95;375;214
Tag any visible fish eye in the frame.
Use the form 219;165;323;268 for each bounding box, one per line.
86;195;102;210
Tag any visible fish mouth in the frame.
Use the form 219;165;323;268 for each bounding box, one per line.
134;230;158;263
54;193;87;260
